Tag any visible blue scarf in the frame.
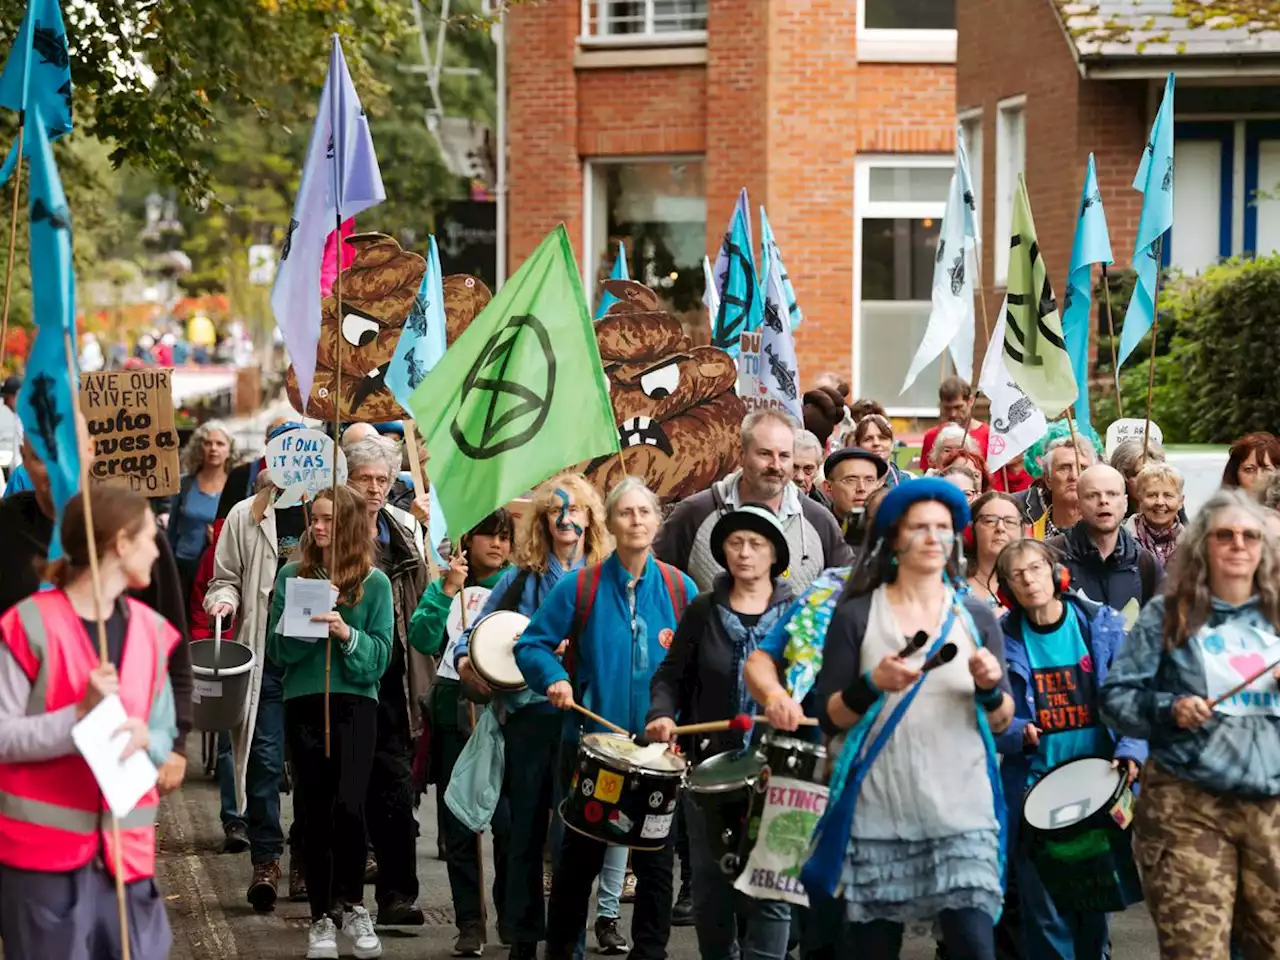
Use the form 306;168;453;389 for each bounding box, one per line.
715;602;784;743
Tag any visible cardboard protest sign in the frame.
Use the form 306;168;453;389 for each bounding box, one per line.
1105;418;1163;460
80;369;181;497
733;777;828;906
265;428;349;508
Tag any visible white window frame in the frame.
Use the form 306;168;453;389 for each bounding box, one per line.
856;0;956;64
994;95;1026;286
579;0;708;47
958;107;983;232
853;154;955;418
581;154;705;290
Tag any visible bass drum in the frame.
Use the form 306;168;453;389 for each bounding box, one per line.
687;749;764;877
561;734;687;850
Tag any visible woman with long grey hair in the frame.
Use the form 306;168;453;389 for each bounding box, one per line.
1100;488;1280;958
169;419;236;600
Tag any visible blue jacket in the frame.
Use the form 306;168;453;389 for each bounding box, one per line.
514;552;697;739
997;594;1148;829
1100;595;1280;799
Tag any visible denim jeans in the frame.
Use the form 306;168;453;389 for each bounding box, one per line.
216;731;241;829
596;845;629;920
247;665;286;865
1015;847;1109;960
684;796;791;960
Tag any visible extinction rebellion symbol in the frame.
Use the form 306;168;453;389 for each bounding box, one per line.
451;314;556;459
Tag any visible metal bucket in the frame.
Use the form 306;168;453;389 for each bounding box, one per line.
189;627;256;732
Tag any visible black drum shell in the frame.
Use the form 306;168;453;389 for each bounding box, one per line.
560;743;683;851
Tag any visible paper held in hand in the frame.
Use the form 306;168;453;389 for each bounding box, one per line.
282;578;340;641
71;693;159;819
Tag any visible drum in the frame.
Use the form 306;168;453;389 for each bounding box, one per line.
687;749;764;877
467;610;529;691
1022;756;1143;914
561;733;687;850
757;731;828;787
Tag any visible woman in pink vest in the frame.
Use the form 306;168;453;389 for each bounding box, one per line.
0;486;181;959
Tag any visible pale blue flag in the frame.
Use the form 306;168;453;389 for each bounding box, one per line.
711;196;764;358
387;235;447;407
760;206;802;330
271;35;385;410
701;255;719;325
594;241;629;319
0;0;73;186
1062;154;1114;431
16;107;78;558
713;187;753;300
761;244;803;422
1118;72;1174;370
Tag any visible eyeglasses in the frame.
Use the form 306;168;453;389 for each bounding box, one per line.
976;516;1022;531
1006;559;1050;583
1210;527;1265;546
833;475;879;489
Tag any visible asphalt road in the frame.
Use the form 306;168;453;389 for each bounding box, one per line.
154;774;1160;960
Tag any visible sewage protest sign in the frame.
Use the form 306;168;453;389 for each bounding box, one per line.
80;370;181;497
265;428;348;508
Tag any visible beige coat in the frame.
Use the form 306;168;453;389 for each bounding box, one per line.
204;489;280;814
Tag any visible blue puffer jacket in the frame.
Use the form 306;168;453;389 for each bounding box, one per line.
998;594;1148;846
514;552;698;740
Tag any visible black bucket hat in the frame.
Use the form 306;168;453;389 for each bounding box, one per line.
710;504;791;579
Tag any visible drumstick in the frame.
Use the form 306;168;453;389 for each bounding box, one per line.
570;702;631;737
664;713;820;737
1207;653;1280;708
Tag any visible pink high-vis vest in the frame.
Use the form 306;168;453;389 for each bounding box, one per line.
0;591;178;882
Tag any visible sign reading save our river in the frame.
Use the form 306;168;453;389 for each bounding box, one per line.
79;369;181;497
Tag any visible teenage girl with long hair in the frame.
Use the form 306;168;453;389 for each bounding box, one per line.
267;485;393;960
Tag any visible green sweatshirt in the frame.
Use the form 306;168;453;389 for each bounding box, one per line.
266;562;394;702
407;564;511;658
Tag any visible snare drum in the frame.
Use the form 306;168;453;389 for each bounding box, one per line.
1022;756;1143;914
758;731;828;787
687;750;764;876
468;610;529;691
561;734;687;850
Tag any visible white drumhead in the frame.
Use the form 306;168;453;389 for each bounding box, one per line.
1024;757;1122;830
583;733;687;774
469;610;530;690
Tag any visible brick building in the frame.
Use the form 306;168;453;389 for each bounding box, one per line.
957;1;1280;347
507;0;962;418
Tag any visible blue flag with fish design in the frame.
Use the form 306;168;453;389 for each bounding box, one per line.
0;0;73;185
594;240;629;319
760;206;802;330
387;235;447;408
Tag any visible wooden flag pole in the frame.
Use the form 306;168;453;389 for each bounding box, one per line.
64;328;132;960
1141;237;1165;466
1064;407;1085;477
325;211;344;760
1100;263;1123;419
959;237;995;453
0;123;25;373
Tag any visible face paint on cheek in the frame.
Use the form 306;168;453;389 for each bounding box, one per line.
553;488;585;537
901;528;956;553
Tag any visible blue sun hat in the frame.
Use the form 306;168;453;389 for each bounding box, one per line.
873;476;971;538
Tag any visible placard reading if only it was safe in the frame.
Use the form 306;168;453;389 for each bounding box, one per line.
79;369;181;497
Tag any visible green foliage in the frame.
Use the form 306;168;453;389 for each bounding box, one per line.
1105;256;1280;443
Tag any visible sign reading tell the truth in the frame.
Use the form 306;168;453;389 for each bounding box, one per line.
79;369;181;497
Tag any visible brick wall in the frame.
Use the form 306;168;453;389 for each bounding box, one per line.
577;66;707;156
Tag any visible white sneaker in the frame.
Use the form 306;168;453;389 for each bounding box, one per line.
341;905;384;959
306;917;338;960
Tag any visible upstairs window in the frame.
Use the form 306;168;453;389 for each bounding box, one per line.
858;0;955;62
582;0;708;43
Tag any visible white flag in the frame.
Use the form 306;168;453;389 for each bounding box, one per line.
702;255;720;328
979;298;1047;472
901;174;976;392
760;250;803;422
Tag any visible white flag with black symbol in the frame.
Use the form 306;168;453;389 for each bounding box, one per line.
979;297;1047;472
760;244;803;422
901;133;978;392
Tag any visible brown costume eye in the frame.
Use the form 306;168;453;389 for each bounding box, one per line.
639;361;680;400
342;312;379;347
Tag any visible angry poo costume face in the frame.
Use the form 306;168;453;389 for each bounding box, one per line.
583;280;746;501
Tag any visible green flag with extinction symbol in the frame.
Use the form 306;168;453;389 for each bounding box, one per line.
406;224;620;541
1003;176;1078;416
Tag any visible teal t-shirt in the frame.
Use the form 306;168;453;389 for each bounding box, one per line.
1023;607;1113;776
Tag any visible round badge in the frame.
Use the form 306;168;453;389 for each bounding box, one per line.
584;801;604;823
659;628;674;649
648;791;664;809
782;568;791;579
580;778;595;797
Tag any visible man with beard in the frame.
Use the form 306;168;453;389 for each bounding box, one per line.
655;410;853;594
1046;465;1161;624
822;447;887;550
793;430;825;505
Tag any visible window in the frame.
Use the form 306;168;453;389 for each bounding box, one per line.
857;0;955;63
581;0;707;43
959;109;983;226
994;97;1026;285
584;158;706;334
854;156;953;414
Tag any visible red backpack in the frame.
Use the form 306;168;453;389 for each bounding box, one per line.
562;561;689;678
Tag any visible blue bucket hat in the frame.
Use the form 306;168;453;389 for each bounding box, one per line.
872;477;971;538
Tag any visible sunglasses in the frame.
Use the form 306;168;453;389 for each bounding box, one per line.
1210;527;1265;546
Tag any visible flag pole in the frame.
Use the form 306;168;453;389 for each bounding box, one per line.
1141;235;1165;466
325;209;343;760
1064;407;1085;477
1100;264;1123;418
64;327;132;960
960;239;994;452
0;122;25;373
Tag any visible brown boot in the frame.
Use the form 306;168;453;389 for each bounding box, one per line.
288;856;308;902
247;859;281;912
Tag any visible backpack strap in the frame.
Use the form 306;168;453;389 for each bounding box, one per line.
1137;548;1159;605
655;560;688;621
564;565;604;680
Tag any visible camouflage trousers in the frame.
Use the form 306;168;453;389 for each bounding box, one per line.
1133;762;1280;960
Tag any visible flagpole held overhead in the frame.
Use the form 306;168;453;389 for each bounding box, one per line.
1062;153;1114;432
